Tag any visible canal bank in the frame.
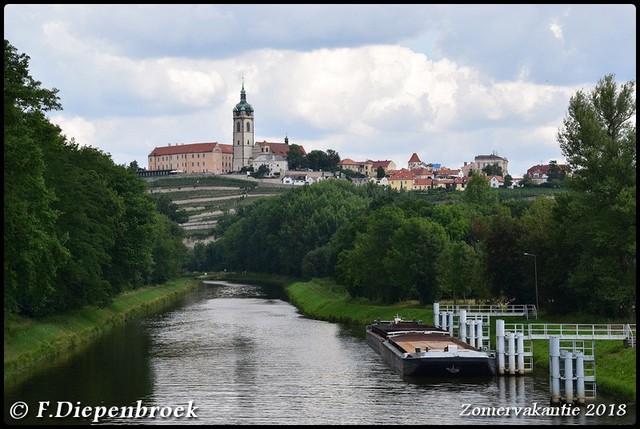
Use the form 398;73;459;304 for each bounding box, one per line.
4;278;200;388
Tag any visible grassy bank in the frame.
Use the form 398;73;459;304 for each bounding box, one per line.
4;278;200;387
282;277;636;403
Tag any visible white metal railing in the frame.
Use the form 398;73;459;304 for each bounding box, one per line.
438;304;537;319
504;323;636;341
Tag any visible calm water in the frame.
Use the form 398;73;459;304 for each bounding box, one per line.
4;281;636;425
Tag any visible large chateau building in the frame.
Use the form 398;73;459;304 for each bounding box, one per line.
147;83;300;174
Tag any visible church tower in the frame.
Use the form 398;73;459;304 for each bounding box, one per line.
232;80;255;171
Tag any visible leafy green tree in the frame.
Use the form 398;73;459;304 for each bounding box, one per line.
5;39;187;315
519;174;535;188
287;144;308;170
376;166;386;179
336;205;406;301
154;194;189;224
553;74;636;317
484;206;528;302
503;174;513;188
437;241;489;303
383;217;449;304
516;197;557;311
463;172;499;208
127;160;140;173
150;214;186;283
251;164;270;178
307;150;329;171
545;160;565;188
482;163;503;176
325;149;341;171
4;39;70;315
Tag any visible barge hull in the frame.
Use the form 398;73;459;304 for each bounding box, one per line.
366;330;496;377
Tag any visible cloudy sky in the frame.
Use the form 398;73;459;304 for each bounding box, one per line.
4;4;636;177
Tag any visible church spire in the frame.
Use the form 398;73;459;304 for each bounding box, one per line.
240;75;247;103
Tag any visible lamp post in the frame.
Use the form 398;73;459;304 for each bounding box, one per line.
523;253;539;318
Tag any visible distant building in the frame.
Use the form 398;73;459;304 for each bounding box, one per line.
526;163;569;185
148;83;303;173
472;152;509;175
147;142;233;175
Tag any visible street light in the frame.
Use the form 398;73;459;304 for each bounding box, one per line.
523;253;539;318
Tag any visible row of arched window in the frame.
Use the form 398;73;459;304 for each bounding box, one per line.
236;121;251;132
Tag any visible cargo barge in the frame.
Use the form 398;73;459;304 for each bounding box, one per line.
366;315;497;377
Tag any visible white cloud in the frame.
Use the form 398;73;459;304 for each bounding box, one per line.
5;4;635;177
549;19;564;41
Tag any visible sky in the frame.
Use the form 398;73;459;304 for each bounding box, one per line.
4;4;636;177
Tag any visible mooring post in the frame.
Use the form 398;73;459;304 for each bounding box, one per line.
497;319;505;375
563;350;574;404
448;312;454;337
575;352;585;405
459;310;467;343
441;311;448;331
517;333;525;375
549;336;561;404
507;332;516;375
469;320;477;349
476;320;483;349
433;303;439;327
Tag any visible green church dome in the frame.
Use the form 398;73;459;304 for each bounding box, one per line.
233;84;253;114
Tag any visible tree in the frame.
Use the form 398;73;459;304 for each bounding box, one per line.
503;174;513;188
251;164;270;178
482;163;503;176
307;150;328;171
463;172;499;207
553;74;636;317
518;175;534;187
376;166;386;179
154;193;189;224
287;144;308;170
4;39;70;315
545;160;566;188
325;149;341;171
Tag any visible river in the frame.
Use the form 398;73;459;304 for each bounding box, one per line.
4;281;635;425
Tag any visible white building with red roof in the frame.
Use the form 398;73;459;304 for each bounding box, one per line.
148;83;303;174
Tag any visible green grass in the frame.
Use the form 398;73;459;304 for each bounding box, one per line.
4;278;199;386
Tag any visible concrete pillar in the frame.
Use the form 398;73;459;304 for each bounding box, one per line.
549;337;561;405
433;303;439;327
507;332;516;375
476;320;483;349
516;333;525;375
575;352;585;405
459;310;467;343
563;350;574;404
448;312;454;337
441;312;448;331
469;321;476;349
497;319;505;375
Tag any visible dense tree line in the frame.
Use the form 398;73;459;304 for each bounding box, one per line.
188;74;635;319
4;40;187;317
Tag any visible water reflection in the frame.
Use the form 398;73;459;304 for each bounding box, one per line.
4;322;154;425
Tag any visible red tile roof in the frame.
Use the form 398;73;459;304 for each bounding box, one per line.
149;142;227;157
256;141;305;156
408;152;421;163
